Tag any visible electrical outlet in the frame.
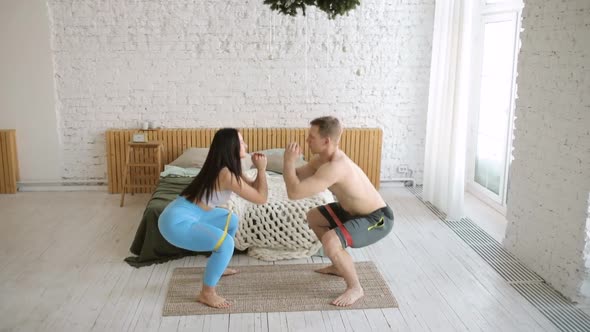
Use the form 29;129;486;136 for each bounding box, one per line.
397;164;408;174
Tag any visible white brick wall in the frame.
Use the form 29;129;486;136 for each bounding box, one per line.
47;0;434;181
504;1;590;300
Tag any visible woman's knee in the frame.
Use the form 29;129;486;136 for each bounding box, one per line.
217;233;235;253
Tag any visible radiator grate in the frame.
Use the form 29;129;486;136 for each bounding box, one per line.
407;186;590;332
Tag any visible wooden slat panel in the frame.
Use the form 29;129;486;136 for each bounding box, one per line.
361;129;369;184
146;129;160;191
0;130;19;193
119;130;128;193
374;129;381;188
0;132;8;193
106;131;113;193
12;132;19;182
367;130;375;186
343;129;351;166
1;131;8;193
182;129;188;157
271;128;277;148
115;131;123;193
166;130;174;165
7;131;14;192
355;129;362;167
376;129;383;189
176;130;182;161
105;128;382;193
133;136;142;193
110;131;117;193
200;130;206;150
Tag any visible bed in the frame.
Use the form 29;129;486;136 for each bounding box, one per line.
124;176;196;267
107;128;383;267
124;166;333;267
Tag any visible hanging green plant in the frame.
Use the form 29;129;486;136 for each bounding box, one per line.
263;0;361;20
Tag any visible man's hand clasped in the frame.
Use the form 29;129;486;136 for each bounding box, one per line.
284;142;302;164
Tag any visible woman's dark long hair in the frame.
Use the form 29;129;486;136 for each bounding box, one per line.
181;128;242;203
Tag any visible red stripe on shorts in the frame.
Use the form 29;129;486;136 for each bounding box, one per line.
325;205;353;247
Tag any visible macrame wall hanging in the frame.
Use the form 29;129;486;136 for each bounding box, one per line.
264;0;360;19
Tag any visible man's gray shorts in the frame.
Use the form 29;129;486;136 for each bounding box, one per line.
317;202;394;249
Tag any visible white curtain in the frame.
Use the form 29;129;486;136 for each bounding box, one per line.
423;0;474;220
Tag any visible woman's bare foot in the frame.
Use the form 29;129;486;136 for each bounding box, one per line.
198;291;231;309
314;265;341;277
331;286;364;307
222;268;239;276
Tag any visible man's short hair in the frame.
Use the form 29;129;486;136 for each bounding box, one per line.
310;116;342;142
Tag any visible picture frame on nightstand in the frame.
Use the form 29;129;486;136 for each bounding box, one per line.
132;133;147;143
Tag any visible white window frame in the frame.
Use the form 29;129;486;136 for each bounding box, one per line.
466;0;523;214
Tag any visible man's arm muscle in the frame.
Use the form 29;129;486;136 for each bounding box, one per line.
284;163;339;200
295;158;316;181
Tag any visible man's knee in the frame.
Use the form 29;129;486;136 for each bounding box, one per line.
321;231;344;258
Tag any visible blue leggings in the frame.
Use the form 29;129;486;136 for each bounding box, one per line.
158;196;239;287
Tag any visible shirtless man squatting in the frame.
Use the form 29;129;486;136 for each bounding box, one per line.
283;116;394;307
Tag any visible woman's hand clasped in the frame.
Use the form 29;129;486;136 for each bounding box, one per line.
251;152;267;170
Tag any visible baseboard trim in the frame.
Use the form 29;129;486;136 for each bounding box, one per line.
380;178;417;188
17;181;107;192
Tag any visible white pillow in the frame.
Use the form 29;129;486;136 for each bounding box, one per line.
254;149;306;174
169;148;209;168
160;165;201;178
170;147;252;170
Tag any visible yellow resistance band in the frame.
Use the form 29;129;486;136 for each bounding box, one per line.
367;217;385;231
213;209;232;251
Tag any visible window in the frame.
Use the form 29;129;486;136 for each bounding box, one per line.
467;1;523;213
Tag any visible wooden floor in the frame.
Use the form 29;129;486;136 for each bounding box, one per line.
0;188;558;332
464;192;508;243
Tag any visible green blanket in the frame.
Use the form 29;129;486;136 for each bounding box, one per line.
124;177;205;267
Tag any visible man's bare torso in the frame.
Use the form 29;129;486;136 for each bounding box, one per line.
310;150;385;216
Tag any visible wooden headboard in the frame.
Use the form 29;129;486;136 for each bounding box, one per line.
106;128;382;193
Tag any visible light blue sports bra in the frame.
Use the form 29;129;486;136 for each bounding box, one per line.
202;190;232;208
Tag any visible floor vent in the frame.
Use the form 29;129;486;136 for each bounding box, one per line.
407;186;590;332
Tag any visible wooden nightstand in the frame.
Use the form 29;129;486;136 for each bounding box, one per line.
120;141;163;207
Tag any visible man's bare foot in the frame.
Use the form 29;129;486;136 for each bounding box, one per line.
315;265;341;277
331;287;364;307
222;268;238;276
198;292;231;309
